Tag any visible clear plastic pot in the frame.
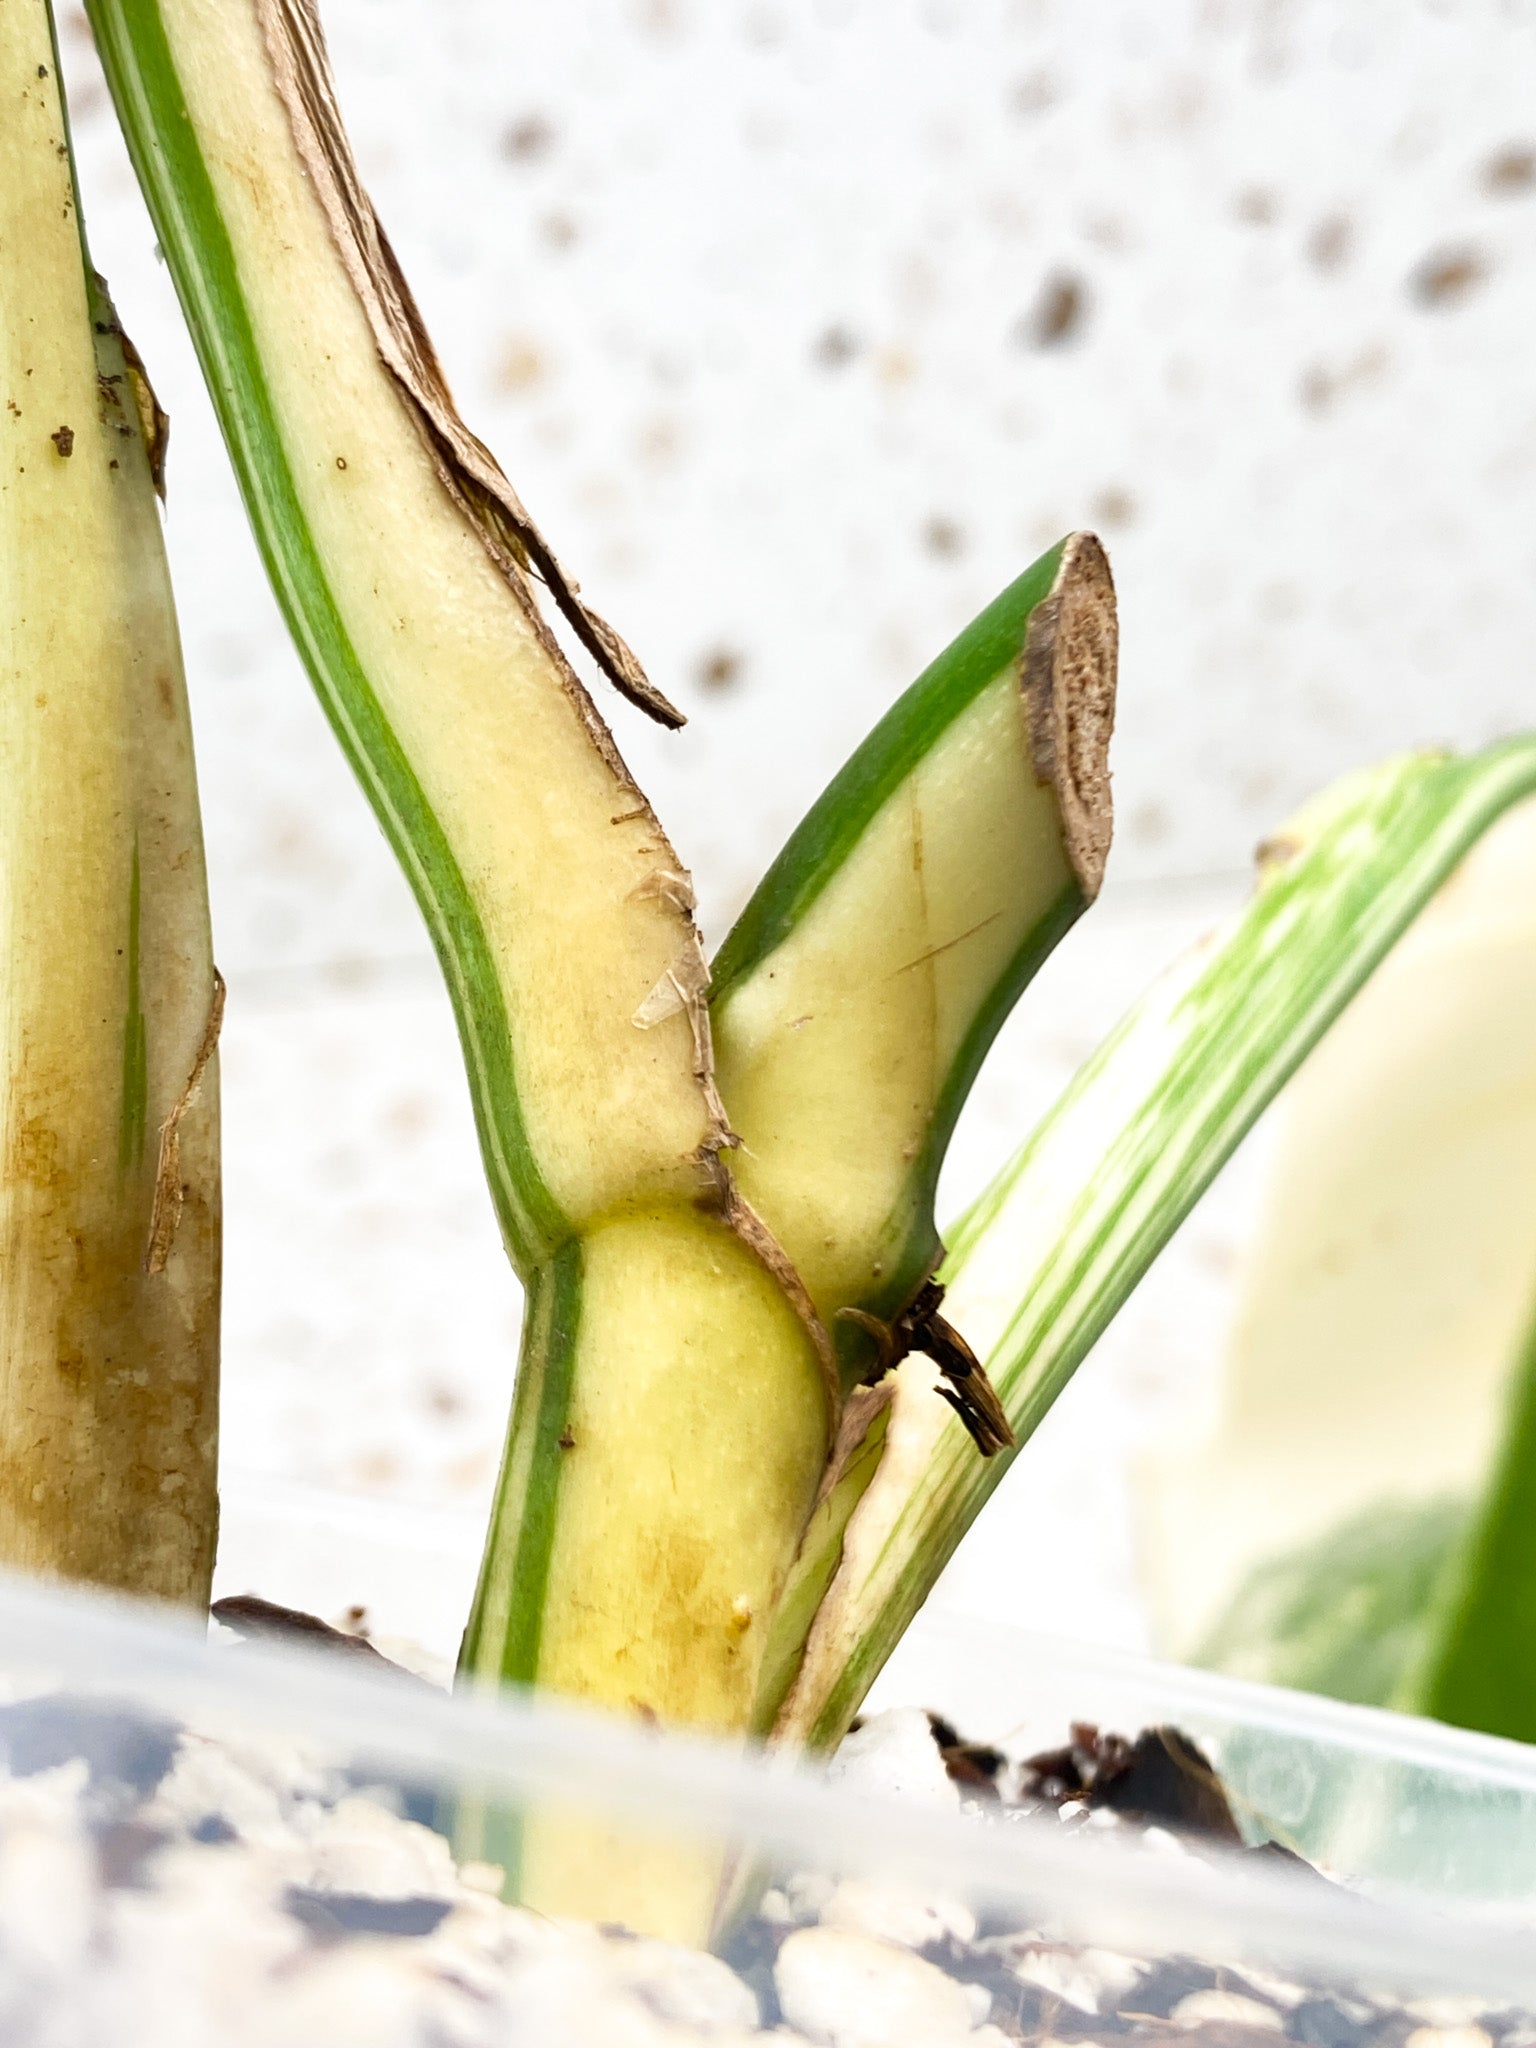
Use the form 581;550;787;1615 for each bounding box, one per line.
0;1554;1533;2040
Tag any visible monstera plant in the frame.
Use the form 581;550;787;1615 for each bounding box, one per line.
7;0;1536;1936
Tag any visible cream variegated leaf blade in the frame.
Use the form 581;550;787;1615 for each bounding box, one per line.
1141;794;1536;1747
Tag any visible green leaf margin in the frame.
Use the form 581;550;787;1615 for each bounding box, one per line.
711;538;1083;1320
85;0;562;1269
710;541;1067;1003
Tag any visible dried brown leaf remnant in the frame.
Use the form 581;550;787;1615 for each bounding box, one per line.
253;0;762;1240
628;852;836;1408
722;1184;840;1424
841;1277;1014;1459
254;0;682;731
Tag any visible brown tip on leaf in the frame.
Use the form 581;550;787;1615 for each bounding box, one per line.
1022;531;1117;899
581;607;685;729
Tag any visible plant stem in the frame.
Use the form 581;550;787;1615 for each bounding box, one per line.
0;0;218;1602
463;1206;828;1728
89;3;838;1847
459;1206;828;1926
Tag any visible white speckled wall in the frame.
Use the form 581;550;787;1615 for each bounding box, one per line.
50;3;1536;1646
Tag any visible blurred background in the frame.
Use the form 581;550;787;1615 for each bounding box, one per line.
54;0;1536;1660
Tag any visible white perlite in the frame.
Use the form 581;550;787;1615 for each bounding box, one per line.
604;1940;763;2034
1001;1942;1141;2016
0;1688;1510;2046
819;1878;976;1951
774;1927;985;2048
825;1711;959;1811
0;1718;777;2048
1169;1990;1285;2032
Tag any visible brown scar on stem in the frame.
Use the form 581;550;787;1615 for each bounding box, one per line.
720;1182;841;1429
890;909;1005;977
145;970;225;1276
92;280;170;500
648;934;841;1427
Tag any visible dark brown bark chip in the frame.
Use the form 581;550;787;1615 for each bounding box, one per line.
283;1887;452;1940
1020;1720;1134;1806
924;1710;1009;1798
212;1595;425;1683
1093;1727;1243;1842
1015;1723;1241;1841
943;1741;1008;1798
